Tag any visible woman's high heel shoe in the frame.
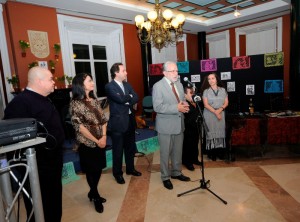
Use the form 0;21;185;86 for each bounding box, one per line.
88;192;107;203
93;199;104;213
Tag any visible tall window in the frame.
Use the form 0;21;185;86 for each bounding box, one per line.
151;34;187;64
57;15;125;98
235;18;282;56
73;44;108;97
207;30;230;59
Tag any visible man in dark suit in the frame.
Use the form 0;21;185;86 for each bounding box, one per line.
105;62;142;184
152;61;191;190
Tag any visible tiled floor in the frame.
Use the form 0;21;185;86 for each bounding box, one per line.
19;144;300;222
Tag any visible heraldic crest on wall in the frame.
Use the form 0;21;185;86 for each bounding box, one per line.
28;30;49;58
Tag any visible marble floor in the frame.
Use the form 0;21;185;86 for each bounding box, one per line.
19;145;300;222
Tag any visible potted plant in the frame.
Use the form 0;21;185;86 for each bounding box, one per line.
19;40;30;57
48;60;56;74
28;61;38;69
6;74;20;92
54;75;65;89
64;74;73;87
53;43;61;60
55;75;65;82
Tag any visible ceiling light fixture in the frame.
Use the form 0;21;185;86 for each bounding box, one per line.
134;0;185;51
234;5;241;17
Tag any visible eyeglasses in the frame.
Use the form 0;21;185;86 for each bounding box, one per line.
166;70;178;73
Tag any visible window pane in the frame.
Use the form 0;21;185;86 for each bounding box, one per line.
75;62;91;74
73;44;90;59
94;62;108;97
93;45;107;60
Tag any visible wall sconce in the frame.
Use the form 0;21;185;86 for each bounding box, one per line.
234;5;241;17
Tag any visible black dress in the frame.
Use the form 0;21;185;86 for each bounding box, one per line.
79;144;106;172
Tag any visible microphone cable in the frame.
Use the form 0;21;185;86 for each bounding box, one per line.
37;121;57;150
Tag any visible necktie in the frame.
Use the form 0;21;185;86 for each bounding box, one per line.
120;83;125;94
120;83;131;114
171;82;180;103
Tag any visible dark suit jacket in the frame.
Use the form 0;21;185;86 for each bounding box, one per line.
105;80;138;133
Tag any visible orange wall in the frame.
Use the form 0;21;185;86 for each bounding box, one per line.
122;23;144;113
239;35;246;56
176;41;185;61
229;29;236;57
186;33;198;61
5;2;63;89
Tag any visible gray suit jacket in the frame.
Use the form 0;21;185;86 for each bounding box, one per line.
152;77;185;134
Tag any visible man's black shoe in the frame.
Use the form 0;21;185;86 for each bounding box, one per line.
114;175;125;184
193;160;202;165
184;164;195;171
163;179;173;190
171;174;191;181
126;169;142;176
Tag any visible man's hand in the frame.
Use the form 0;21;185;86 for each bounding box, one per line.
178;101;189;113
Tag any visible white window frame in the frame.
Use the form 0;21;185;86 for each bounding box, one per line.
151;34;187;64
206;30;230;58
235;18;282;56
0;4;13;107
57;15;125;82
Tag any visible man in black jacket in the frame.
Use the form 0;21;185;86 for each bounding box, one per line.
4;67;65;222
105;62;142;184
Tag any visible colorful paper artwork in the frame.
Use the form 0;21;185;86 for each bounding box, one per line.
264;80;283;93
149;63;163;76
232;56;250;70
177;61;189;73
264;52;284;67
200;59;217;72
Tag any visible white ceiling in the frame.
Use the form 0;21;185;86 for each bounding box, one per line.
11;0;291;33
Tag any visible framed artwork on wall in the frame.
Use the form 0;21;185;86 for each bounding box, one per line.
264;80;283;93
200;59;217;72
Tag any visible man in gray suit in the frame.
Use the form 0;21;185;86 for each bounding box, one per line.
152;61;191;190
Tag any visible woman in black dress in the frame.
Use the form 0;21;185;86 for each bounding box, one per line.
70;73;107;213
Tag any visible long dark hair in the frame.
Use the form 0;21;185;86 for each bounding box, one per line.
71;73;96;100
200;73;224;94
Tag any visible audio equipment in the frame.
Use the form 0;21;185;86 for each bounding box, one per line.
0;118;37;146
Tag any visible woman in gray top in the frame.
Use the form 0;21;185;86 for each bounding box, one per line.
201;73;229;161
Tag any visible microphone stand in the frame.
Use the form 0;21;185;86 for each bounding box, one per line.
177;100;227;205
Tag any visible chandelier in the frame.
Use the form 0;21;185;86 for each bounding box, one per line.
134;0;185;51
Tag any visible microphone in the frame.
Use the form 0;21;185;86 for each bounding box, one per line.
192;94;202;103
183;77;194;87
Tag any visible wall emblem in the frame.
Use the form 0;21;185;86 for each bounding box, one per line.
28;30;49;58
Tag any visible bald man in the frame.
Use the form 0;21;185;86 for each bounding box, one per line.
4;67;65;222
